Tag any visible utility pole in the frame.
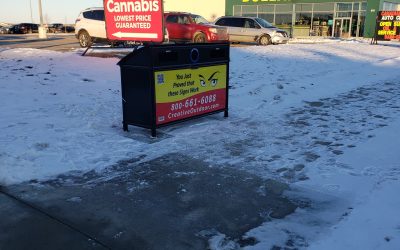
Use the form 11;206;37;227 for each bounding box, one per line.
38;0;44;25
29;0;33;23
38;0;47;38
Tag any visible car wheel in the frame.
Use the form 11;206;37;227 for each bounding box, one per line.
258;35;271;46
193;33;206;43
79;31;92;48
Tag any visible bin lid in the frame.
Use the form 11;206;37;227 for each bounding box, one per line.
117;46;152;67
118;43;230;68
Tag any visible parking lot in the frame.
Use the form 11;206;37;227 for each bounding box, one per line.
0;33;254;57
0;34;80;52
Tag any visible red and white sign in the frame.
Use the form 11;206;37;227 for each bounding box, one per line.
103;0;164;42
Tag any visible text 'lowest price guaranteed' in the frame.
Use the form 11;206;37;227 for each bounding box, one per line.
104;0;164;42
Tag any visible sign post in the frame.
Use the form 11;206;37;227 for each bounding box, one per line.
103;0;164;43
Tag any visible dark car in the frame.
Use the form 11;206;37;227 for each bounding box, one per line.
65;25;75;33
164;12;228;43
8;23;39;34
48;23;64;33
0;25;13;34
48;23;75;33
0;24;20;34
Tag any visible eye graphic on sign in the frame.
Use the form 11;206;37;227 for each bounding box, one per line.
199;71;220;87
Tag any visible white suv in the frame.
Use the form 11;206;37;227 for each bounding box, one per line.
75;7;107;48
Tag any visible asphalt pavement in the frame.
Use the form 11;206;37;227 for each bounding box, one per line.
0;33;81;52
0;154;298;250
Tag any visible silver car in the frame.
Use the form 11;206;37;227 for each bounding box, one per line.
215;16;289;45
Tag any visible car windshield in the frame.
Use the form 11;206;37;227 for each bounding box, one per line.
190;15;209;24
255;18;275;28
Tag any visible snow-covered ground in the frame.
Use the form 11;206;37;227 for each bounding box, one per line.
1;40;400;249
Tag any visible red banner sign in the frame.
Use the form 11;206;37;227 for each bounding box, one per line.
103;0;164;42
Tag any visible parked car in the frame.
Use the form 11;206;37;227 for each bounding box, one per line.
48;23;75;33
0;25;12;34
75;8;221;48
14;23;39;34
48;23;63;33
164;12;228;43
75;7;107;47
65;25;75;33
0;24;20;34
214;16;289;45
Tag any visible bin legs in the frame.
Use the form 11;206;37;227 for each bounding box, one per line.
151;128;157;138
123;122;129;132
224;109;229;118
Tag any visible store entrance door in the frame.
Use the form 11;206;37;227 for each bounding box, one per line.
334;18;351;38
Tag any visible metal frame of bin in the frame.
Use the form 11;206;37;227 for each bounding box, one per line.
118;43;230;137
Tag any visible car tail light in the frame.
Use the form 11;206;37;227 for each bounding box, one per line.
209;28;218;34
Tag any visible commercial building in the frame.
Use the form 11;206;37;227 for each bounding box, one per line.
225;0;400;38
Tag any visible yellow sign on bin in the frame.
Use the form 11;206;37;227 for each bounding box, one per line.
154;65;227;125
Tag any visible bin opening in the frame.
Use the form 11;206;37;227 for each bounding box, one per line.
190;48;200;63
158;50;178;62
210;48;226;59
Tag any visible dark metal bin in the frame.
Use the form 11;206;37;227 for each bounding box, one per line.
118;43;230;137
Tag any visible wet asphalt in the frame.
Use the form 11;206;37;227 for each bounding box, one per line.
0;154;297;250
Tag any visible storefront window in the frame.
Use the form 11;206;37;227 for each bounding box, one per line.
295;4;312;12
358;12;366;37
361;2;367;11
336;3;352;11
336;12;352;18
313;13;333;36
242;5;258;13
258;14;274;23
242;13;258;18
275;4;293;13
353;3;360;11
275;14;292;26
296;13;312;26
313;3;334;12
295;12;312;36
233;5;242;16
383;2;400;10
351;12;359;37
232;2;368;38
258;5;275;13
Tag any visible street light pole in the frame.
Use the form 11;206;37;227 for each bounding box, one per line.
38;0;47;38
29;0;33;23
38;0;44;25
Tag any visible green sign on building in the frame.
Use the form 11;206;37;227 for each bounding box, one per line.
225;0;400;38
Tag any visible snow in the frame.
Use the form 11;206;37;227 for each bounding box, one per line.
1;39;400;249
306;118;400;250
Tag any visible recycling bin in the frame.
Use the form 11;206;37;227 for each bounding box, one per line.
117;43;230;137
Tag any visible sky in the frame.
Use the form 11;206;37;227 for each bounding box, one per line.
0;0;103;24
0;0;226;25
